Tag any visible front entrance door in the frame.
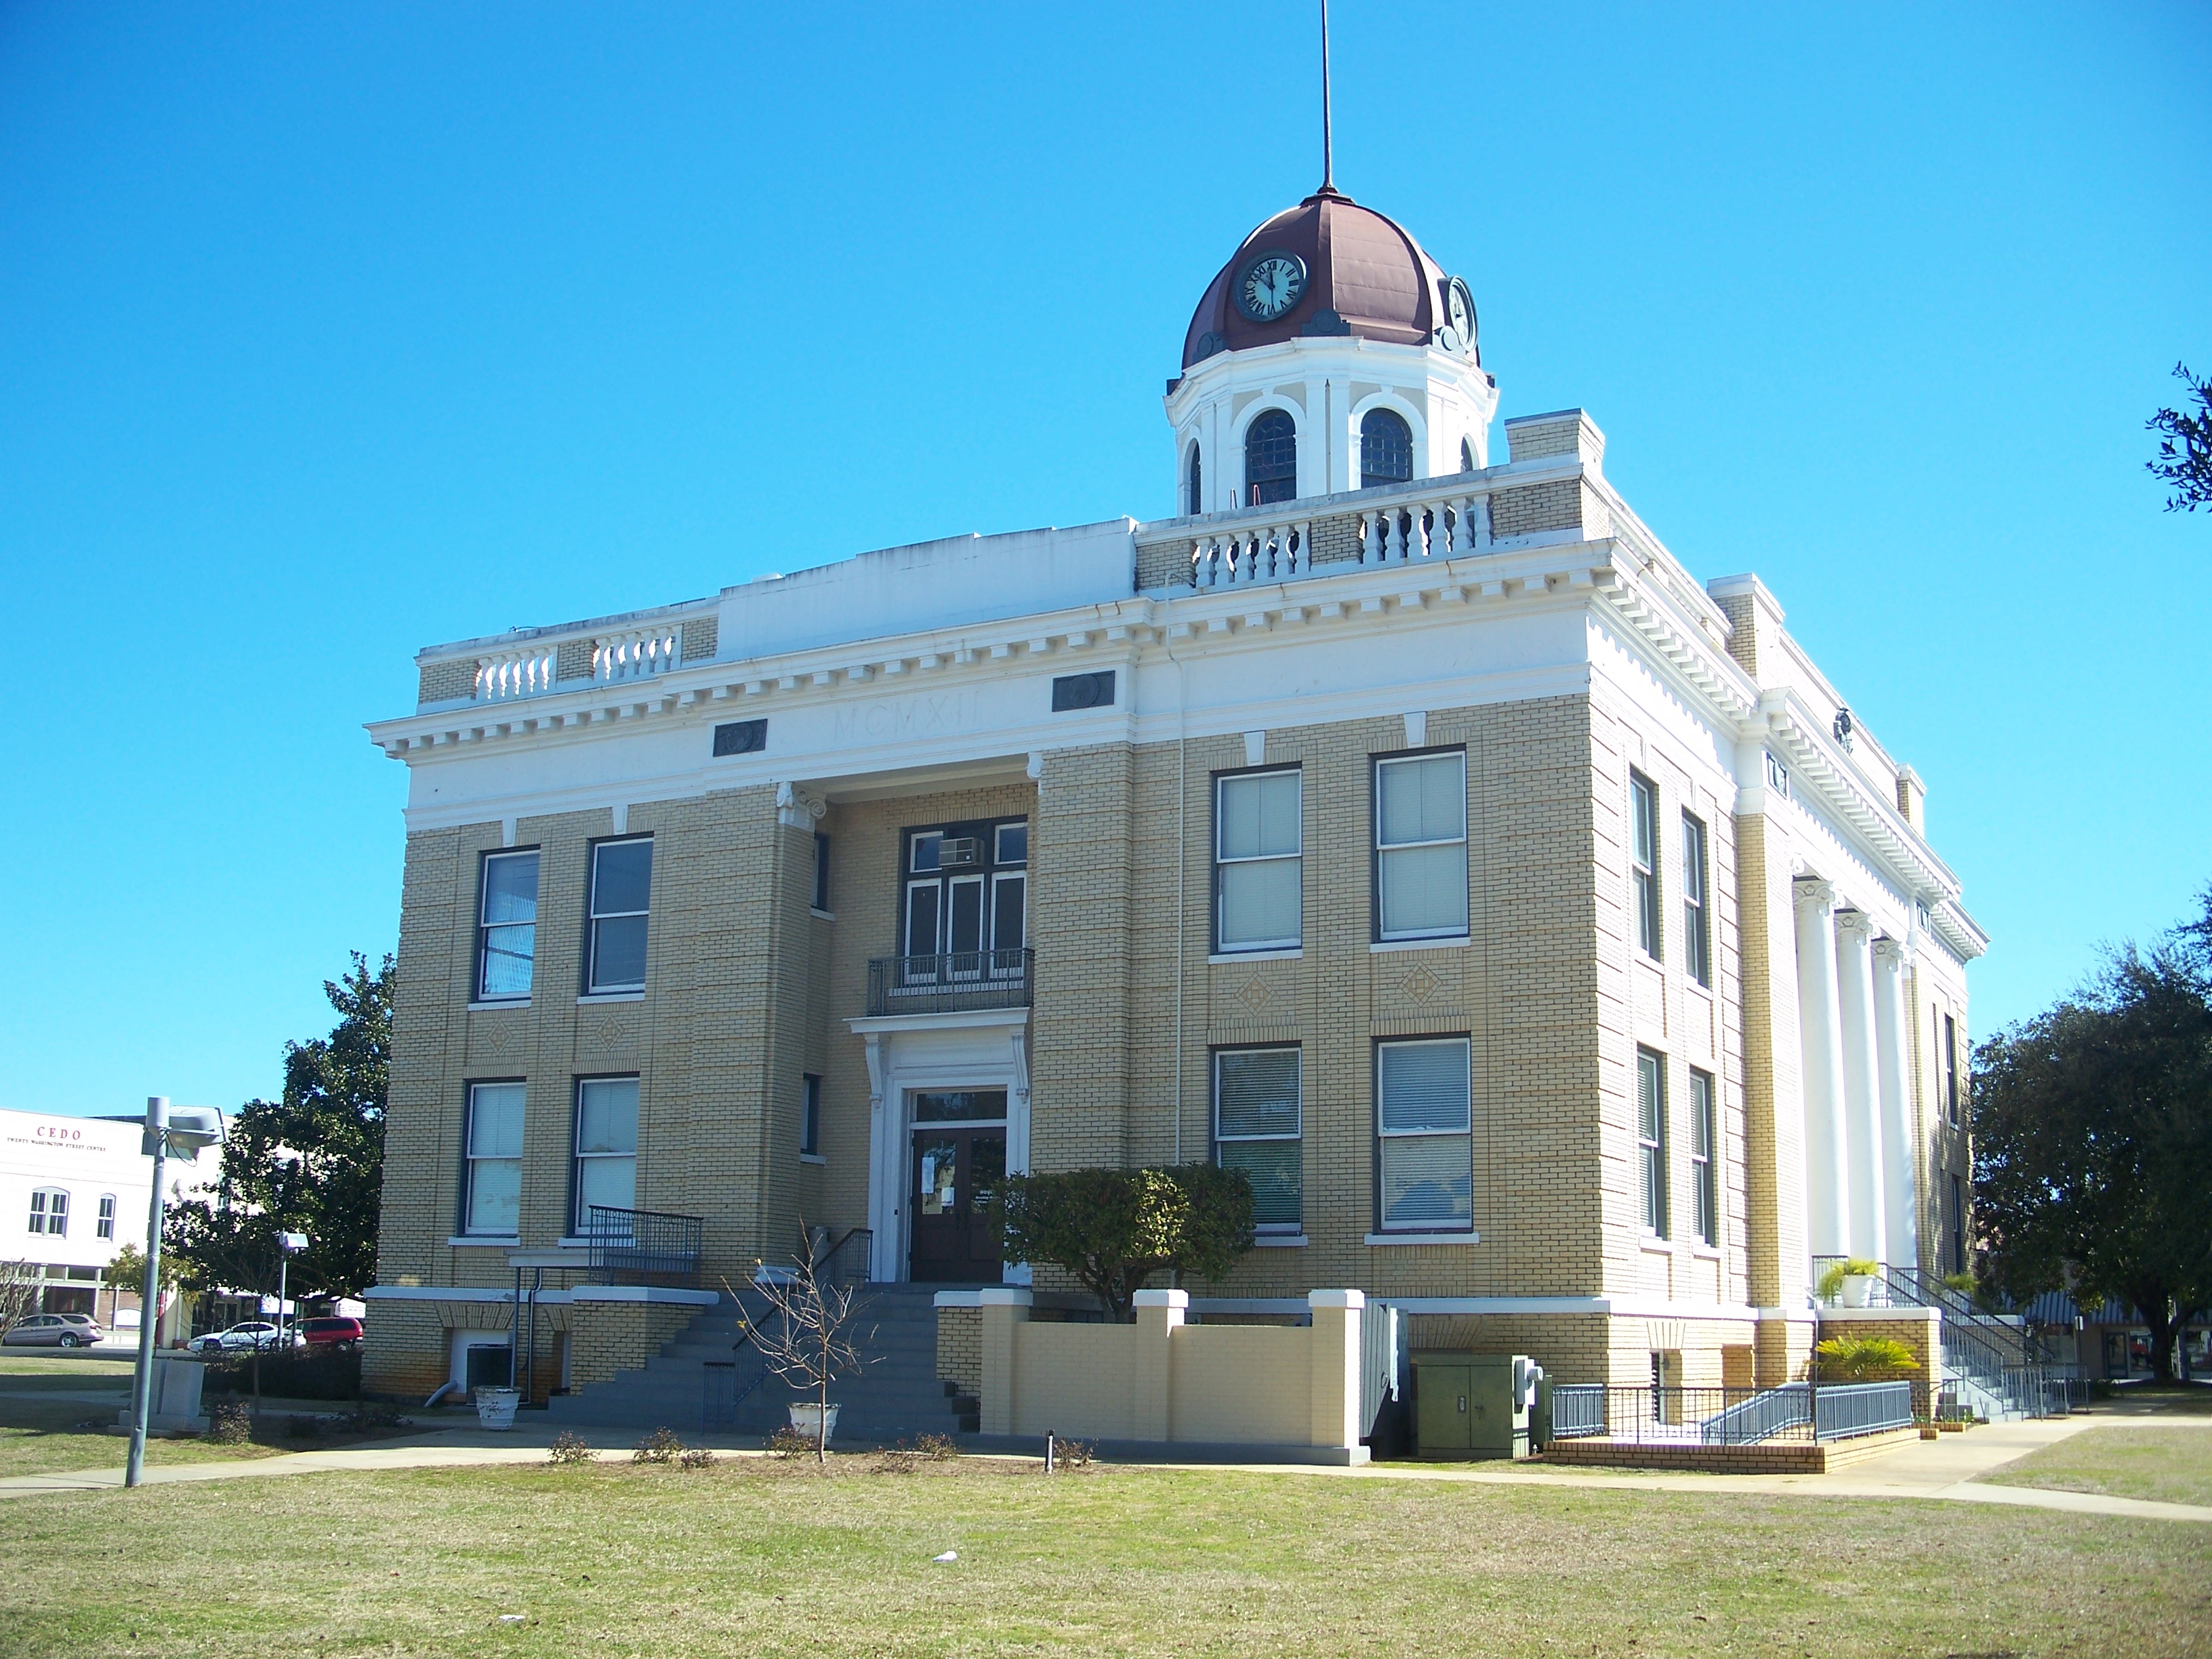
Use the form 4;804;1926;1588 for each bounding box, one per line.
907;1090;1007;1283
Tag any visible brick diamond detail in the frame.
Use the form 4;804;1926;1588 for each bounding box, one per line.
596;1017;624;1049
1401;965;1441;1004
1237;975;1274;1014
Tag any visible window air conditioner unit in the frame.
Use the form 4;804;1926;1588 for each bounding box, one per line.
938;836;983;869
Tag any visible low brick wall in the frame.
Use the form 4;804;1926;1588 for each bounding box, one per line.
937;1305;981;1400
1539;1426;1920;1475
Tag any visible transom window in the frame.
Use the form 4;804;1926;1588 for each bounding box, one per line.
588;838;653;994
1244;410;1297;506
464;1083;523;1237
1214;1048;1302;1231
1374;751;1468;941
1637;1048;1668;1237
1681;813;1711;988
1360;408;1414;488
1690;1068;1717;1247
1630;772;1661;961
1376;1038;1473;1233
476;849;539;1002
27;1189;67;1237
901;817;1027;977
1214;769;1302;952
574;1076;640;1231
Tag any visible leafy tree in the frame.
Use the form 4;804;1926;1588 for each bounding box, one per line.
104;1242;183;1299
997;1164;1255;1322
2148;363;2212;512
1973;895;2212;1380
166;954;394;1304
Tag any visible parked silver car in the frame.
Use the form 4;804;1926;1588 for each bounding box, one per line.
3;1313;106;1348
190;1321;300;1354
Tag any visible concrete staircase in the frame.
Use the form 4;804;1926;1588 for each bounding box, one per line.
544;1283;978;1443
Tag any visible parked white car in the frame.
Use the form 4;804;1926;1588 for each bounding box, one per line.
190;1321;299;1353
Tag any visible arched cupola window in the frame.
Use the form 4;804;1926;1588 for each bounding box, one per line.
1460;437;1476;473
1361;409;1414;489
1244;411;1297;506
1187;443;1204;516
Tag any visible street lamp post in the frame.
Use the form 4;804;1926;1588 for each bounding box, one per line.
125;1097;223;1490
276;1231;308;1352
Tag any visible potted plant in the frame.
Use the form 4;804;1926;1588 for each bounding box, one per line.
1816;1257;1881;1308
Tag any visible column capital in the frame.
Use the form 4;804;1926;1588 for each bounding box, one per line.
1792;876;1835;909
1834;907;1877;943
1872;936;1909;968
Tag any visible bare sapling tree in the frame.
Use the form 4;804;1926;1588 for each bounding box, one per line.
0;1261;41;1335
724;1224;872;1464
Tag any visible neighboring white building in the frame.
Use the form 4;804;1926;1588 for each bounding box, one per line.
0;1105;217;1334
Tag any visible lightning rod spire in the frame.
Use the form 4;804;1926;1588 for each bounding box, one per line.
1319;0;1336;194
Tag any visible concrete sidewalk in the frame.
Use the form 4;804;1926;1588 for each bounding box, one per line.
3;1410;2206;1525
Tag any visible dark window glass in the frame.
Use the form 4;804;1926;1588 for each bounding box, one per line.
1360;409;1414;489
1943;1014;1960;1125
1244;411;1297;506
1681;814;1711;987
588;840;652;994
914;1090;1007;1124
1691;1069;1717;1246
1187;444;1204;516
812;834;831;912
1638;1048;1668;1236
1460;437;1476;472
800;1074;820;1157
1214;1048;1302;1229
1950;1174;1966;1272
1630;773;1661;960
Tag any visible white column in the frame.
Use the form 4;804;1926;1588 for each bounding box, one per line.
1834;909;1887;1265
1872;938;1919;1271
1793;878;1852;1260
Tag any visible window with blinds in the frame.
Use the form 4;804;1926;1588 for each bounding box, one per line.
1376;1038;1473;1232
1690;1067;1717;1246
1374;751;1469;941
1213;1047;1302;1230
464;1082;525;1237
1215;769;1302;952
1631;772;1661;961
1681;813;1710;988
1637;1048;1668;1237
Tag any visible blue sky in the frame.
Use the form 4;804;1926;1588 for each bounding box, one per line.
2;3;2206;1118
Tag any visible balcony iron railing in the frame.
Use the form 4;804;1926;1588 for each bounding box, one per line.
866;949;1034;1017
1544;1382;1914;1447
586;1204;704;1288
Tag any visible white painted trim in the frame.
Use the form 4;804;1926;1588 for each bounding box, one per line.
466;1001;530;1013
577;991;644;1006
1251;1234;1309;1248
1817;1305;1940;1324
1208;947;1303;965
1382;1295;1763;1319
809;908;836;922
446;1236;519;1249
569;1284;722;1306
1365;1231;1482;1247
1368;937;1469;955
365;1286;516;1303
799;1153;827;1166
1308;1288;1365;1310
846;1007;1031;1036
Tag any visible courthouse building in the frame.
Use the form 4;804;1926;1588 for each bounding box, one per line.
362;178;1983;1404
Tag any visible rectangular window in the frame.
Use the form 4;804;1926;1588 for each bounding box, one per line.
1630;772;1661;960
1374;751;1469;941
1215;770;1302;952
1689;1069;1717;1247
574;1076;640;1231
476;849;540;1002
587;839;653;994
464;1083;525;1237
1950;1173;1965;1273
1213;1048;1302;1231
1637;1048;1668;1237
1942;1012;1960;1126
812;834;831;913
800;1073;821;1158
1376;1038;1473;1233
96;1194;116;1242
1681;813;1711;988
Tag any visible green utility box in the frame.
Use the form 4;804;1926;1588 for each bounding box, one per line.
1412;1352;1538;1460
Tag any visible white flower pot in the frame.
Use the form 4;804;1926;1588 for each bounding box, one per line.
1841;1274;1875;1309
475;1387;520;1430
788;1402;839;1441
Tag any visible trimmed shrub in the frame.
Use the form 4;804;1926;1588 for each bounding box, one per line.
633;1427;685;1465
997;1164;1254;1322
1814;1335;1919;1380
203;1345;361;1401
547;1431;593;1465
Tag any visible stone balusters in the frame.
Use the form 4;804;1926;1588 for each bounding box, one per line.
593;625;682;684
1189;520;1309;588
475;646;556;703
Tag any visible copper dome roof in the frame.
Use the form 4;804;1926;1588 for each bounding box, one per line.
1181;188;1469;369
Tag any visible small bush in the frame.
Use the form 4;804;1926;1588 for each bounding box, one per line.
208;1401;253;1444
1814;1336;1919;1379
765;1426;813;1460
634;1427;685;1465
1048;1436;1092;1469
677;1446;714;1472
338;1401;409;1434
902;1433;959;1462
876;1448;920;1474
548;1431;594;1465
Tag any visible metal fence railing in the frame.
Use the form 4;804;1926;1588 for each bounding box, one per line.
1545;1382;1916;1447
586;1205;704;1288
867;950;1034;1017
807;1225;874;1290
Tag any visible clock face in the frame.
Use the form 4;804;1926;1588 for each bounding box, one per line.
1445;277;1474;345
1236;251;1307;322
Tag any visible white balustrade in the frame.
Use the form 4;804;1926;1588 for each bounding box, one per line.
1180;483;1496;589
1357;491;1490;567
594;626;681;684
475;647;556;703
1189;519;1311;588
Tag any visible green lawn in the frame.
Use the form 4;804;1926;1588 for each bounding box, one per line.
0;1456;2204;1658
1980;1425;2212;1509
0;1352;137;1377
0;1393;283;1478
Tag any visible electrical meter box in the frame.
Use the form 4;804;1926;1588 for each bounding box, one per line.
1412;1352;1538;1460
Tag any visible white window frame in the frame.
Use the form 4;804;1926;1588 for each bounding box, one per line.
96;1193;117;1242
464;1082;525;1238
1212;1046;1303;1233
573;1076;640;1234
586;838;653;996
1630;772;1661;961
1374;1038;1473;1235
27;1188;66;1238
476;848;540;1002
1214;769;1303;954
1637;1048;1668;1237
1374;750;1469;942
1689;1068;1717;1247
1681;812;1710;988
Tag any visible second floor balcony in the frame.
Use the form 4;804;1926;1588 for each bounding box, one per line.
866;949;1034;1018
